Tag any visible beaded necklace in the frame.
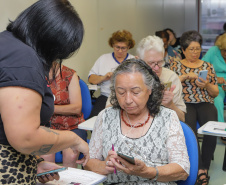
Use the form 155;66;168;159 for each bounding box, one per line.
121;109;150;128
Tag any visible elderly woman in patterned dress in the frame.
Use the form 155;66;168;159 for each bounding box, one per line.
85;58;190;185
170;30;219;185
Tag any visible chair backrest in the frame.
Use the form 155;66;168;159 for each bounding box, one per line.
79;79;92;120
55;79;92;163
177;121;199;185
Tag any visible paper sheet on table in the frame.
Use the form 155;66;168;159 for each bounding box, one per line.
37;167;107;185
88;84;98;91
202;121;226;135
78;116;97;131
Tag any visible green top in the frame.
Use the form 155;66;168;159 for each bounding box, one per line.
202;46;226;80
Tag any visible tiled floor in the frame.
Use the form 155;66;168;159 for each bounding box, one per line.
208;137;226;185
207;111;226;185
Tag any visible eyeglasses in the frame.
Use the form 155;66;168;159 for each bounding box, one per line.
187;47;202;53
114;45;128;52
146;60;165;68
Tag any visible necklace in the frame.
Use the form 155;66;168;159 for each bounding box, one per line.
121;109;150;128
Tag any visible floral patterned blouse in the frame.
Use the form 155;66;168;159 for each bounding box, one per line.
50;66;84;130
89;107;190;185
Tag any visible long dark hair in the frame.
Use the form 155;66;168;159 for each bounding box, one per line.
7;0;84;73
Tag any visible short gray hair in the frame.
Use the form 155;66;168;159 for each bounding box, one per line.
136;35;165;60
180;30;202;51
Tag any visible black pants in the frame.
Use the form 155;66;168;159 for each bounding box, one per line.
185;102;217;170
89;95;108;118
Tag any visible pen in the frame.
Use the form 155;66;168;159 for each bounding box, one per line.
214;128;226;131
112;144;117;174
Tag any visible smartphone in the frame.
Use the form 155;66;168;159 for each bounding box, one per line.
198;70;208;82
163;81;172;91
37;167;68;176
117;152;135;165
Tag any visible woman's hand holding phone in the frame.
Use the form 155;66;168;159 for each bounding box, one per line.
37;161;62;183
110;154;152;178
196;76;209;88
117;152;135;165
195;70;209;88
198;70;208;82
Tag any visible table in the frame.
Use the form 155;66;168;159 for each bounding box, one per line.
37;167;106;185
198;122;226;171
78;116;97;131
87;84;100;100
87;84;99;91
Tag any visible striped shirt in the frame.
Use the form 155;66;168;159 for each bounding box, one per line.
170;60;217;103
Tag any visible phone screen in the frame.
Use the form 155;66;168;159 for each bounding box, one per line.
163;81;172;91
37;167;68;176
117;152;135;165
198;70;208;82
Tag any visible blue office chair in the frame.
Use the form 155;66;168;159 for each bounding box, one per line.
79;79;92;120
177;121;199;185
55;79;92;163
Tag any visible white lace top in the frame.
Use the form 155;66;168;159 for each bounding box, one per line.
89;107;190;185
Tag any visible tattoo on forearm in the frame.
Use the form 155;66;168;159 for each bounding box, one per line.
31;144;53;155
40;126;59;135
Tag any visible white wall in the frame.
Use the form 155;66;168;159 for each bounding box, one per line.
0;0;198;83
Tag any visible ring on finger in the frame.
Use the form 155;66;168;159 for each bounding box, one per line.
106;161;109;166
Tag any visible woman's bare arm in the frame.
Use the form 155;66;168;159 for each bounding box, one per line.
53;73;82;116
88;72;113;85
0;86;89;159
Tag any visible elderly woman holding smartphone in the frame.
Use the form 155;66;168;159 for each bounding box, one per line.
85;58;189;185
170;30;219;185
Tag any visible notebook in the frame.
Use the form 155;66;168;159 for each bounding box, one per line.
198;121;226;137
36;167;107;185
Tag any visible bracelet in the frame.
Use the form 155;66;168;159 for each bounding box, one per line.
37;157;45;164
151;166;159;181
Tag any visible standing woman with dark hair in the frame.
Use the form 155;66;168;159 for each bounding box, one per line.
170;30;219;185
0;0;89;184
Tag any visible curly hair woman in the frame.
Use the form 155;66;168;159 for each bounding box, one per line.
88;30;135;117
85;58;190;185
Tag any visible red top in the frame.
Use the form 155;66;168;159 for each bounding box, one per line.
50;66;84;130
